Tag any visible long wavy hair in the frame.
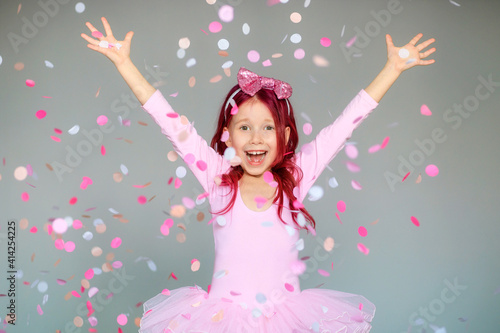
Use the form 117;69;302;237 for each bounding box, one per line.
209;84;316;232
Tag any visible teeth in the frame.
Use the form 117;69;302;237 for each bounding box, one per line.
247;151;266;155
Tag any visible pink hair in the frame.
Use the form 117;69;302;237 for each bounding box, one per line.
209;84;316;232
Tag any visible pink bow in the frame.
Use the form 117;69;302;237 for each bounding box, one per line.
237;67;292;99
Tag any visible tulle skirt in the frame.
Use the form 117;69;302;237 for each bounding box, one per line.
139;285;375;333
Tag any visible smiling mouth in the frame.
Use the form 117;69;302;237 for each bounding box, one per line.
246;151;267;164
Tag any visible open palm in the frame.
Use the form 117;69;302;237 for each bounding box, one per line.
80;17;134;66
386;33;436;73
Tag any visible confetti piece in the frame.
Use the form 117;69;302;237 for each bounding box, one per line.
75;2;85;13
91;30;103;38
318;269;330;277
15;62;24;70
210;75;222;83
218;39;229;50
179;37;190;49
312;55;329;67
209;21;222;33
411;216;420;227
247;50;260;63
358;226;368;237
402;172;410;182
328;177;338;188
117;314;127;326
290;33;302;44
320;37;331;47
96;115;108;126
137;196;147;204
64;241;75;252
68;125;80;135
346;36;357;48
368;144;380;153
54;239;64;249
294;48;305;59
337;200;346;213
345;144;358;159
52;218;68;234
69;196;77;205
398;48;410;58
345;161;360;173
380;136;390;149
335;212;342;224
421;104;432;116
290;12;302;23
14;166;28;181
425;164;439;177
449;0;461;6
262;59;272;67
36;110;46;119
242;23;250;35
110;237;122;248
218;5;234;22
416;173;422;184
196;160;207;171
50;135;61;142
21;192;29;201
85;269;94;280
357;243;369;255
221;131;230;142
351;180;362;190
98;40;109;48
37;304;43;315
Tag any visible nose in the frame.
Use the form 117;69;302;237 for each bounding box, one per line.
250;129;264;144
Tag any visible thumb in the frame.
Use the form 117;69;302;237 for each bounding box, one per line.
124;31;134;43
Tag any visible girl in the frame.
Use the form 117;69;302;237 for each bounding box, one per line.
81;17;435;333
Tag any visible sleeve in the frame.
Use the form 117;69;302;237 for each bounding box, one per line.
294;89;379;202
141;90;230;194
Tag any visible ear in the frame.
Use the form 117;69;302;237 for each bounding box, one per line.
285;126;290;146
223;127;232;147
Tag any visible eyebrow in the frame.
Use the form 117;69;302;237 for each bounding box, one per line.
234;118;274;124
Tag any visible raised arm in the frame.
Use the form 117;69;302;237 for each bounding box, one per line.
81;17;156;105
365;33;436;103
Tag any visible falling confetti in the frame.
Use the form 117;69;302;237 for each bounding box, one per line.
425;164;439;177
411;216;420;227
26;79;35;87
421;104;432;116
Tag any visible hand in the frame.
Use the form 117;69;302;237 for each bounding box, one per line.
81;17;134;67
386;33;436;74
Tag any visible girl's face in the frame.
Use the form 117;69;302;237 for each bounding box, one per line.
224;99;290;181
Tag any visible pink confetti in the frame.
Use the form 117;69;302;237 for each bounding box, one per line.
425;164;439;177
335;212;342;224
85;268;94;280
101;145;106;155
402;172;410;182
294;48;305;60
262;59;272;67
73;219;82;229
221;131;230;142
64;241;75;252
166;112;179;118
50;135;61;142
380;136;390;149
263;171;274;183
52;218;68;234
87;301;94;316
320;37;331;47
345;161;360;173
351;180;362;190
303;123;312;135
26;79;35;87
359;303;364;311
254;196;267;209
160;224;170;236
37;304;43;315
368;144;380;153
346;36;357;48
36;110;46;119
174;178;182;188
420;104;432;116
137;195;147;204
110;237;122;248
71;290;81;298
411;216;420;227
80;176;93;189
358;226;368;237
196;160;207;171
54;239;64;249
337;200;346;213
284;283;294;292
21;192;29;201
184;153;195;165
357;243;370;255
162;289;171;296
292;200;304;209
218;5;234;22
345;144;358;159
247;50;260;63
92;31;103;38
117;314;127;326
54;128;62;134
96;115;108;126
69;196;77;205
164;218;174;228
208;21;222;33
318;269;330;277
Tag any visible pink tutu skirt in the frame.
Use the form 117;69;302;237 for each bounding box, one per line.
139;285;375;333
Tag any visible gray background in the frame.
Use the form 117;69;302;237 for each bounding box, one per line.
1;0;499;332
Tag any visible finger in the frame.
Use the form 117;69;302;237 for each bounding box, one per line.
418;59;436;66
101;17;114;38
417;38;436;52
123;31;134;44
80;33;99;45
385;34;394;53
409;33;423;46
85;21;99;34
419;47;436;59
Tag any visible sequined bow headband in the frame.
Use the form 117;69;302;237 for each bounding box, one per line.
224;67;292;121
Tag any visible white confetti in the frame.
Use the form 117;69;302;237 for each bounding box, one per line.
176;166;187;178
242;23;250;35
449;0;461;6
222;61;233;69
68;125;80;135
177;48;186;59
75;2;85;13
398;48;410;58
98;40;109;48
120;164;128;175
147;259;157;272
186;58;196;68
44;60;54;68
290;33;302;44
307;185;324;201
82;231;93;241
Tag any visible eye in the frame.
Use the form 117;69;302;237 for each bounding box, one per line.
265;125;275;130
240;125;249;131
